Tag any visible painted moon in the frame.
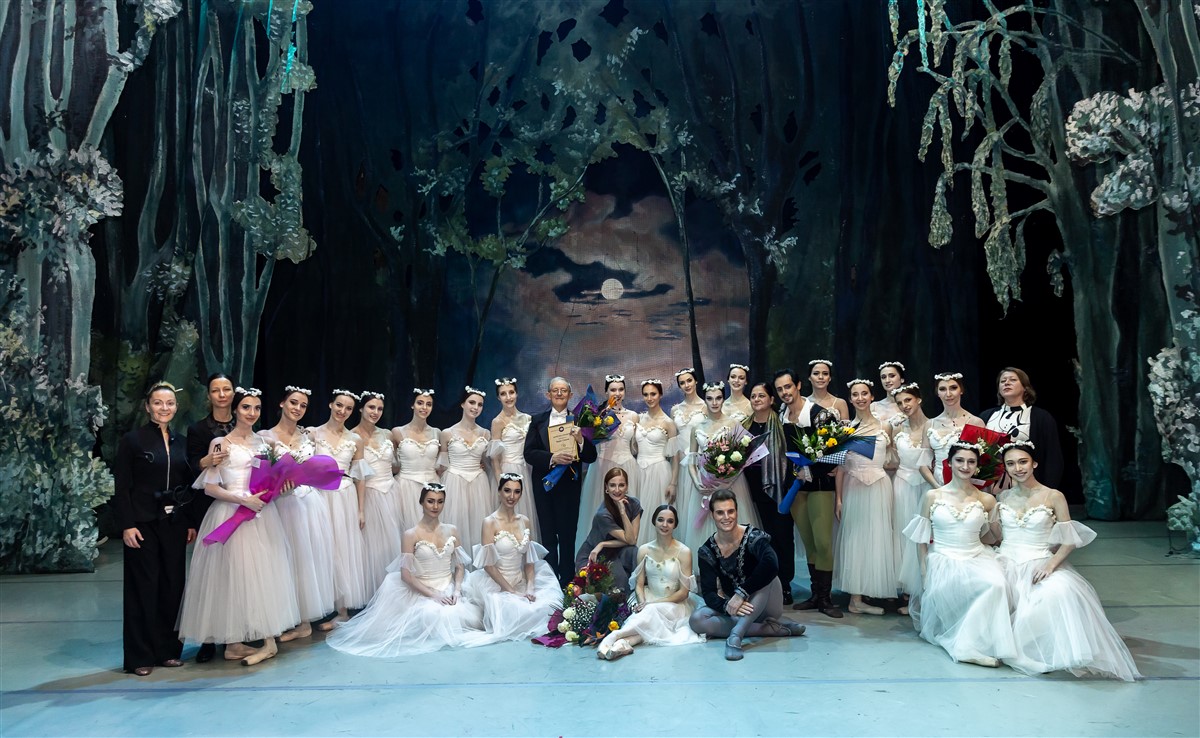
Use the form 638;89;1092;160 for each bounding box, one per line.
600;278;625;300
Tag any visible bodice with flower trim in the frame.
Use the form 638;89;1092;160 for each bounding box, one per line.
312;429;358;472
642;555;692;602
635;423;672;469
362;429;396;490
596;408;638;464
894;429;933;486
926;500;991;559
843;432;889;486
217;438;268;497
261;429;319;497
395;432;441;483
409;537;463;589
445;432;488;481
497;415;531;466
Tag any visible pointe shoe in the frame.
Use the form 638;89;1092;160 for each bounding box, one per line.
964;656;1000;668
224;642;255;660
725;635;744;661
242;640;278;666
898;606;909;616
847;601;885;616
608;639;633;660
279;622;312;642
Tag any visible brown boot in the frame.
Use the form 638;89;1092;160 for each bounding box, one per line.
815;570;843;619
792;564;819;611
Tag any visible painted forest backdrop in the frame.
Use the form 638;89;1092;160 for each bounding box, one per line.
1;0;1197;572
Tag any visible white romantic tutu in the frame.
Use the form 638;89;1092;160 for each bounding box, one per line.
441;435;492;552
325;477;372;610
492;416;540;535
326;539;484;658
677;474;760;554
997;510;1140;681
633;426;680;546
394;434;442;530
178;457;301;643
275;486;336;622
893;432;931;595
359;458;404;600
622;555;703;646
463;531;561;645
904;504;1017;665
833;442;897;598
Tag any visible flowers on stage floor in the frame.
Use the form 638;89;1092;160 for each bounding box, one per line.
942;425;1010;490
533;560;630;648
572;385;622;443
778;420;877;513
202;451;344;545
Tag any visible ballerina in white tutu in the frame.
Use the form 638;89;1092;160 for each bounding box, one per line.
465;473;561;645
326;483;484;658
489;378;539;535
596;503;703;660
259;386;335;643
631;379;680;546
577;374;640;546
994;442;1140;681
178;387;300;666
722;363;752;422
353;391;404;601
311;390;370;627
391;389;441;530
440;387;492;552
904;441;1016;668
923;374;983;487
833;378;896;615
890;383;933;614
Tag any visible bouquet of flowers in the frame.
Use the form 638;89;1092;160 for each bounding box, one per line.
696;424;769;490
203;449;343;545
942;425;1010;490
572;385;622;443
534;559;630;648
778;420;877;514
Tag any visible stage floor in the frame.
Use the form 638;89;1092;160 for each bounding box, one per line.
1;521;1196;737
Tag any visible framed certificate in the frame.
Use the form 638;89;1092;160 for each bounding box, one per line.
548;422;578;460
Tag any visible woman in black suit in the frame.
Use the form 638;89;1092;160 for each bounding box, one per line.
113;382;195;676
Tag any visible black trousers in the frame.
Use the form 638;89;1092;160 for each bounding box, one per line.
745;466;796;592
534;475;582;584
123;516;187;671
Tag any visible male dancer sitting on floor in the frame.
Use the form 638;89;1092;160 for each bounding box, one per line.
689;489;806;660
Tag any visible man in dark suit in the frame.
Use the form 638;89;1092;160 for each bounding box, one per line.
524;377;598;584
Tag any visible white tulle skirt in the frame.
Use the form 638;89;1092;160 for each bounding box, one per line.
326;571;485;658
463;563;562;644
325;479;371;610
893;476;929;595
999;556;1140;681
622;599;703;646
394;475;434;531
274;487;336;622
833;475;897;598
577;455;639;545
178;499;301;643
441;470;492;552
361;479;404;600
909;548;1017;664
635;460;673;546
677;475;760;554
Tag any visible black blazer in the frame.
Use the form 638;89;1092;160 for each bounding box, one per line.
523;410;598;486
980;405;1065;489
112;423;194;531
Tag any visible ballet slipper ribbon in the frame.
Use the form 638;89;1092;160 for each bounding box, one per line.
203;454;344;545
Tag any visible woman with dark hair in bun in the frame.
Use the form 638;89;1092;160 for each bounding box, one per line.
352;390;404;602
440;386;492;552
186;372;235;663
596;503;702;660
311;390;370;627
326;483;484;657
577;373;640;546
489;378;539;534
115;382;194;676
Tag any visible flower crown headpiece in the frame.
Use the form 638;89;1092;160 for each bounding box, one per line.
702;381;726;392
998;440;1036;456
331;388;360;401
499;472;524;482
494;377;517;386
728;363;749;372
422;482;446;492
878;361;906;372
808;359;833;368
236;386;263;397
284;385;311;396
464;385;486;398
412;388;435;396
846;378;874;388
360;390;385;401
949;440;983;454
604;374;625;383
891;382;920;397
641;378;663;388
674;367;696;379
934;372;963;381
